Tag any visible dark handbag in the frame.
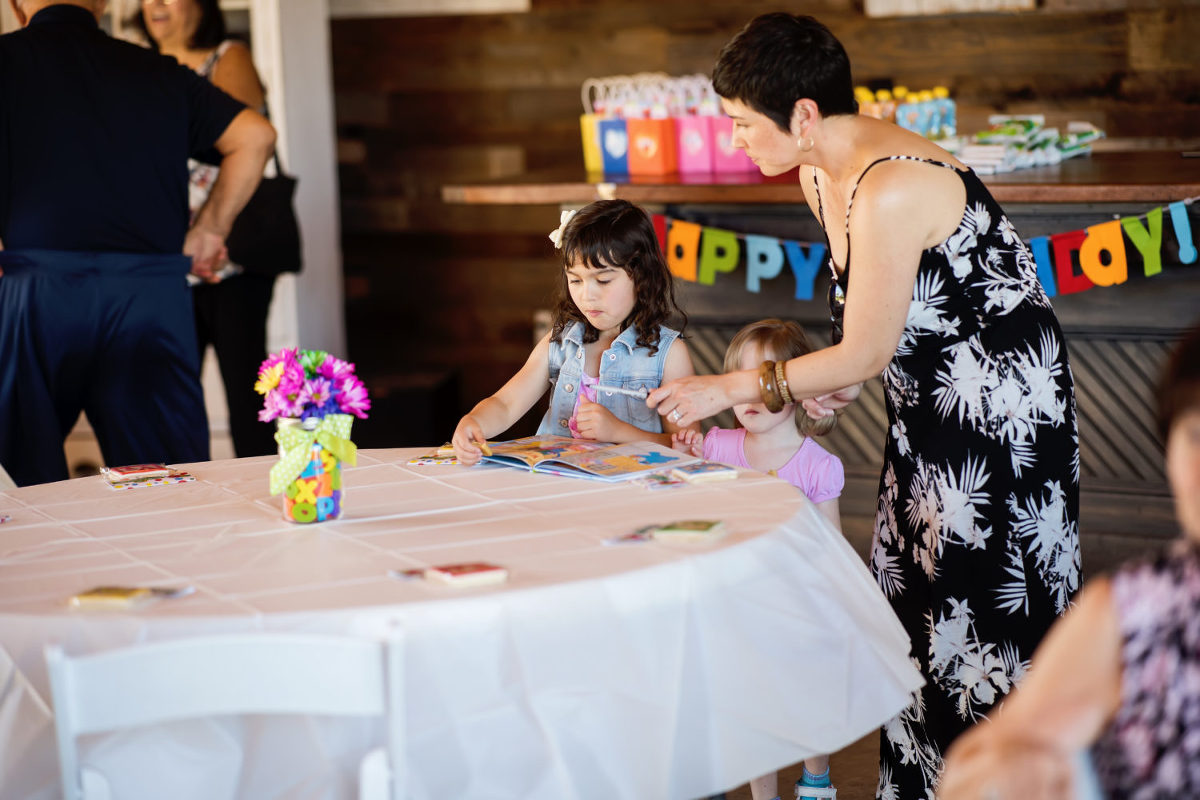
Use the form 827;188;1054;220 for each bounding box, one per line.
225;151;302;275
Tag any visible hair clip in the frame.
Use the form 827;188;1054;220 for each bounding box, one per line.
548;209;578;249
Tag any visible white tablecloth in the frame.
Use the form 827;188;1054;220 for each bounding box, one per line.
0;449;922;800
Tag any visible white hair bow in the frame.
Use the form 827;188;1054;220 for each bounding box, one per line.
548;209;578;250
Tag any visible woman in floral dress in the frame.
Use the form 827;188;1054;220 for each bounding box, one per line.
647;13;1080;799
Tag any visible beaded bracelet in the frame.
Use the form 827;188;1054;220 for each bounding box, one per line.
758;360;785;413
774;360;794;405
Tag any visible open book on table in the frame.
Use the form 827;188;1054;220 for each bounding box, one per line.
481;435;699;482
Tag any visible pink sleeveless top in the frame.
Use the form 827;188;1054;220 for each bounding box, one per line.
702;427;844;503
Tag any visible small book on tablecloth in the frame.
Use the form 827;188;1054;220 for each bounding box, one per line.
424;562;509;587
69;585;195;610
479;435;698;482
670;461;738;483
101;464;195;490
650;520;727;543
101;464;172;483
407;443;458;465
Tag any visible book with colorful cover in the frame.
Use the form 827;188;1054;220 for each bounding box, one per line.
425;562;509;587
650;519;727;543
670;461;739;483
480;435;699;482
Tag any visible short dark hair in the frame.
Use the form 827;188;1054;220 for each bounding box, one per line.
132;0;227;51
712;13;858;133
551;199;686;356
1158;322;1200;442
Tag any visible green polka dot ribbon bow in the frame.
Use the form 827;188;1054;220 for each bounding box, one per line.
269;413;358;495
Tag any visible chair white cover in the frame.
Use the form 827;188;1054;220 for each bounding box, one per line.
45;633;404;800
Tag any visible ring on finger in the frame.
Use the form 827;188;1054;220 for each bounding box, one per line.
670;409;682;422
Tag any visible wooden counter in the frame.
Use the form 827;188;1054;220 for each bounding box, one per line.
442;149;1200;206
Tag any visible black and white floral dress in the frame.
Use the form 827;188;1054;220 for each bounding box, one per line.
816;156;1082;800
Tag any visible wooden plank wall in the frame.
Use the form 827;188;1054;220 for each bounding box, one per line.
330;0;1200;568
332;0;1200;403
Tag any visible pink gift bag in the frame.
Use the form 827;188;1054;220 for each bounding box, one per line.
675;116;714;173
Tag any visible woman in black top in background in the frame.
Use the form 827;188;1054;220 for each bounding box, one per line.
138;0;279;456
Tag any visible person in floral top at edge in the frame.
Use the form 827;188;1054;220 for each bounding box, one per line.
646;14;1080;799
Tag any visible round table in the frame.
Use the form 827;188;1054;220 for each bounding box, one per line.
0;449;922;800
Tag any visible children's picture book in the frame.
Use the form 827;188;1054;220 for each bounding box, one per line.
479;435;699;482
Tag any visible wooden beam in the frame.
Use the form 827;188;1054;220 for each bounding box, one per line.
330;0;530;18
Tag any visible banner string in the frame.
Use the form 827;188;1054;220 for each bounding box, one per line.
1108;194;1199;222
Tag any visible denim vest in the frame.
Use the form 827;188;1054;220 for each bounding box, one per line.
538;322;680;436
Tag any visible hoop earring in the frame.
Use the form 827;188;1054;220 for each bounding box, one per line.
797;136;814;152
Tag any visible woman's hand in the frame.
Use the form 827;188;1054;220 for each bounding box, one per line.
573;401;621;442
647;372;741;428
939;724;1074;800
451;415;488;466
671;428;704;458
801;383;862;420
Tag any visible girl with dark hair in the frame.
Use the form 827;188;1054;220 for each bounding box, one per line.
648;13;1080;798
940;322;1200;800
137;0;281;458
452;200;696;466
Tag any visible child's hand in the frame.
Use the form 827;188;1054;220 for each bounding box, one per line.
451;416;488;466
802;383;862;420
573;401;619;442
671;428;703;458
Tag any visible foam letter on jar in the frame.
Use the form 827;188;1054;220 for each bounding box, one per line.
666;219;702;282
1120;207;1164;277
697;228;741;286
744;235;784;293
1051;230;1094;295
1078;220;1128;287
782;240;827;301
1168;201;1198;264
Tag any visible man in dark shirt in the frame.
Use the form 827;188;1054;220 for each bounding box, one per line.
0;0;276;486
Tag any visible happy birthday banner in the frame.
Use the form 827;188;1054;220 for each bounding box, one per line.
651;196;1198;300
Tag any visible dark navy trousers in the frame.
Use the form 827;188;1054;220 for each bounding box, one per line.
0;250;210;486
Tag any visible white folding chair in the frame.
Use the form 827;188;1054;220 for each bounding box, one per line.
45;633;404;800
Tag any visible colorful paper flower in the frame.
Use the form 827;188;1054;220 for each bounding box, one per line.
336;375;372;419
256;349;370;423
